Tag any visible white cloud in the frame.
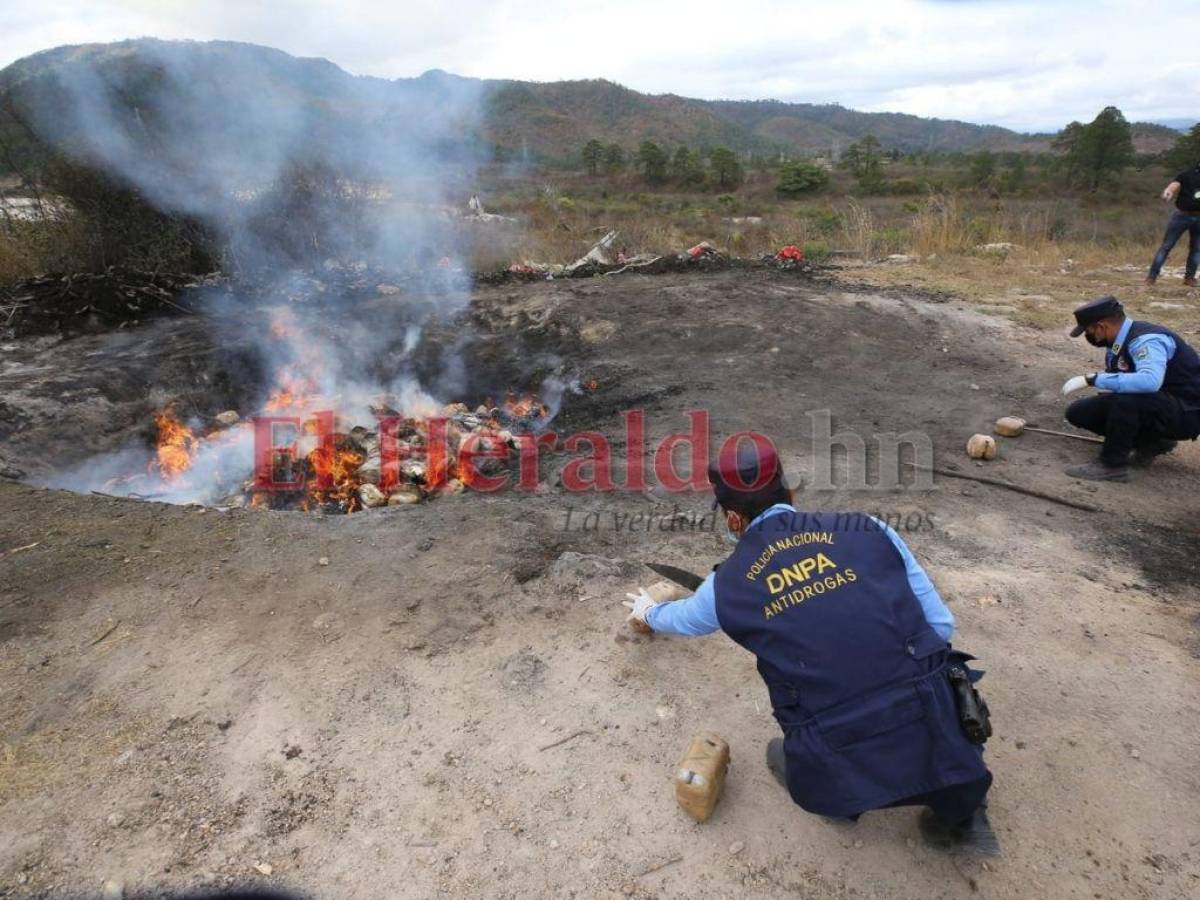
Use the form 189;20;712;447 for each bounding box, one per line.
1;0;1195;132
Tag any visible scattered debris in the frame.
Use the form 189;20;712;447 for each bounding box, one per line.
0;268;213;338
565;230;620;276
636;855;684;878
253;862;274;876
537;729;592;752
89;620;121;647
0;541;39;559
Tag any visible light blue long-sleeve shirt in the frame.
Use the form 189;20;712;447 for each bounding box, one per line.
644;503;955;641
1094;318;1176;394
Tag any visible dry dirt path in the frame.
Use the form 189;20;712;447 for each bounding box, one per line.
2;270;1198;898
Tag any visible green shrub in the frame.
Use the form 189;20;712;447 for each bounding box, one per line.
776;161;829;196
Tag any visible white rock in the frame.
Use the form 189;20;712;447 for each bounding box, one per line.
102;881;124;900
388;485;423;506
254;862;274;876
317;557;329;566
358;484;387;508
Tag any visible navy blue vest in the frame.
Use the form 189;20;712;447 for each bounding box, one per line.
1108;321;1200;410
714;510;987;817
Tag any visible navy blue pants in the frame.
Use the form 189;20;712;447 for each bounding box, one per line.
1066;392;1200;465
1148;210;1200;280
885;771;993;827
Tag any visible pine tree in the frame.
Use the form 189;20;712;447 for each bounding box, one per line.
602;143;625;175
636;141;668;184
776;160;828;196
1165;124;1200;172
581;139;604;176
709;147;743;189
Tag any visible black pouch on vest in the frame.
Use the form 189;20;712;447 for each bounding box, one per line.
946;655;992;745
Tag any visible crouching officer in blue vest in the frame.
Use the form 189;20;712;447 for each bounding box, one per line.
623;442;997;854
1061;296;1200;481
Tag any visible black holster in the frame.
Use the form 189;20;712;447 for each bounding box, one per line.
946;651;992;745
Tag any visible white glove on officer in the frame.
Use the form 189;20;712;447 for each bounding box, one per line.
1061;374;1097;396
622;587;660;626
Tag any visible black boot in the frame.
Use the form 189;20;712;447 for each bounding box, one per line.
765;738;787;789
1131;438;1177;467
1065;459;1130;482
919;807;1000;856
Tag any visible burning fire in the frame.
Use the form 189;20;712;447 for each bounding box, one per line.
136;379;555;513
501;391;549;420
151;403;198;479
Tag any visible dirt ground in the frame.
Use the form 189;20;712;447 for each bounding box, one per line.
1;267;1198;899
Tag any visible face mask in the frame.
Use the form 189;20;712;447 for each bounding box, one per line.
1085;331;1107;348
722;519;741;544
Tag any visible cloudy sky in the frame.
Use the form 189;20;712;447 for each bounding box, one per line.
2;0;1196;133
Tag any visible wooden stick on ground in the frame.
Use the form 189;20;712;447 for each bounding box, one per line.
537;729;592;752
1022;425;1103;444
636;855;684;878
909;464;1102;513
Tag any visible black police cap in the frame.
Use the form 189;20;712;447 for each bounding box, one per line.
707;439;785;511
1070;295;1124;337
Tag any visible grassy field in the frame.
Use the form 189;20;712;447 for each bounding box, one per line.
3;158;1194;338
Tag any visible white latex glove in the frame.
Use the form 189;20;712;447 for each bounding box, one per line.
622;587;660;625
1061;374;1091;396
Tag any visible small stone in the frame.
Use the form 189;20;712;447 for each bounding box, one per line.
102;880;124;900
853;839;864;849
317;557;329;566
358;483;387;508
105;812;124;828
254;862;274;876
1130;748;1140;759
729;841;745;855
483;797;492;807
969;383;980;391
549;839;559;849
16;872;28;884
388;485;423;506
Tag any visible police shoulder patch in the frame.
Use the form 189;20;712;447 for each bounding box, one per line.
1134;346;1150;361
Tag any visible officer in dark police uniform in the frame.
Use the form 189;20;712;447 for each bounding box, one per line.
623;443;997;853
1061;296;1200;481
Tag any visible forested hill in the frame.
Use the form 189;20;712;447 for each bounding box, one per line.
0;38;1185;173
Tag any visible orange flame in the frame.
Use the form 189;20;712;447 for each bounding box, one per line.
152;404;198;479
503;391;549;419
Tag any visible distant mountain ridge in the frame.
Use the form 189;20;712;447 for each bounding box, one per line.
0;38;1187;171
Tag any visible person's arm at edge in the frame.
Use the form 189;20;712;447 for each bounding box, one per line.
871;517;955;642
1093;333;1174;393
644;573;721;636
